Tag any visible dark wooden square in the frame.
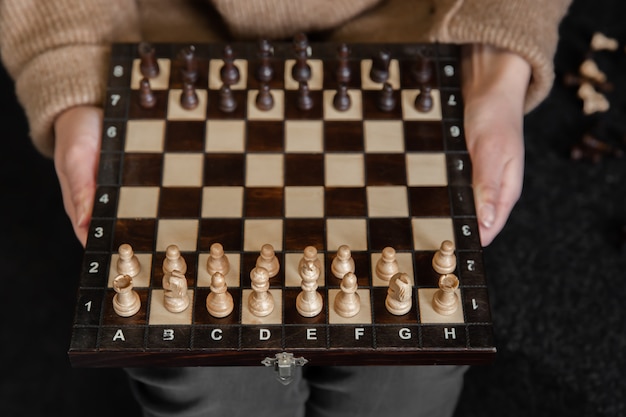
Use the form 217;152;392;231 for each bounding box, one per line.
198;219;243;252
193;288;242;325
404;121;444;151
128;90;168;119
158;187;202;218
203;154;245;186
362;90;403;119
113;219;156;252
325;251;370;287
413;252;441;287
244;187;283;217
365;154;406;185
408;187;451;216
285;154;324;186
207;89;246;119
165;121;205;152
101;289;149;326
325;187;367;217
246;121;284;152
121;154;163;186
368;218;413;251
284;90;324;119
325;121;364;152
371;288;418;324
284;219;325;251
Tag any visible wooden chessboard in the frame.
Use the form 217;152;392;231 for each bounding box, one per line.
68;39;495;368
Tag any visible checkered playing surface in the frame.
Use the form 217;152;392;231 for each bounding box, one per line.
69;41;494;367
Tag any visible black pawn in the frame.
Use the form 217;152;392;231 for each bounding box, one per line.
179;45;198;84
221;45;240;86
333;83;351;112
256;39;274;83
139;77;156;109
336;43;351;84
297;81;314;111
370;49;391;83
292;33;311;83
219;84;237;113
180;81;199;110
138;42;159;78
413;54;433;85
377;82;396;112
414;85;433;113
256;83;274;111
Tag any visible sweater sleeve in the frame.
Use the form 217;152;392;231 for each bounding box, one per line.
429;0;572;112
0;0;140;157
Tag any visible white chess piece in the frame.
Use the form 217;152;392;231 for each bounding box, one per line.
333;272;360;318
385;272;412;316
296;260;323;317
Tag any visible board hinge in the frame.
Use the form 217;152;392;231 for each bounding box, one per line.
262;352;308;385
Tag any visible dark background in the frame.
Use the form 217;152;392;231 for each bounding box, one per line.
1;0;625;415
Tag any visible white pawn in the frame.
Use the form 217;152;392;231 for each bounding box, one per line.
432;240;456;275
206;272;234;318
331;245;355;279
248;266;274;317
207;242;230;276
256;243;279;278
112;274;141;317
296;260;323;317
334;272;360;318
162;244;187;289
375;246;399;281
117;243;140;278
298;246;322;274
164;270;190;313
432;274;459;316
385;272;412;316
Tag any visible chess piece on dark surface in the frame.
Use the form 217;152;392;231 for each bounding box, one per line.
256;39;274;83
414;84;433;113
333;83;351;111
292;32;312;83
297;81;314;111
432;274;459;316
180;81;199;110
256;243;280;278
334;272;360;318
296;260;323;317
117;243;140;278
164;270;190;313
336;43;351;84
370;49;391;84
139;77;157;109
179;45;198;83
255;83;274;111
112;274;141;317
432;240;456;275
219;83;237;113
138;42;159;78
206;272;234;318
413;51;433;84
220;45;240;86
385;272;412;316
377;82;396;112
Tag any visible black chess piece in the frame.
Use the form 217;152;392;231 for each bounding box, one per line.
139;77;157;109
179;45;198;84
292;33;311;82
221;45;240;86
414;84;433;113
256;83;274;111
333;83;351;111
413;52;433;85
256;39;274;83
297;81;314;111
377;82;396;112
370;49;391;83
219;83;237;113
180;81;199;110
336;43;351;84
138;42;159;78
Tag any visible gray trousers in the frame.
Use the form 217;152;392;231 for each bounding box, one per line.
126;365;468;417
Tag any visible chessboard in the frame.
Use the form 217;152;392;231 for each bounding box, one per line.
68;37;495;368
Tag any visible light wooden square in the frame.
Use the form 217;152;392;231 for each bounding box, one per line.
418;288;464;324
360;59;401;90
107;253;153;288
411;218;454;251
247;90;284;120
208;58;248;90
370;251;414;287
366;186;409;218
328;289;372;324
162;153;204;187
284;252;325;287
156;219;199;252
326;218;367;251
245;154;284;187
241;289;282;324
131;58;171;90
205;120;245;152
406;153;448;186
201;186;244;218
364;121;405;153
285;186;324;218
323;90;362;120
401;89;442;121
284;59;323;90
148;289;194;325
117;186;159;218
167;89;208;121
243;219;283;251
325;154;364;187
197;253;241;288
125;120;165;153
285;121;323;153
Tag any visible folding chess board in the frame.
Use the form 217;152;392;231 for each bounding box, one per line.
68;39;495;368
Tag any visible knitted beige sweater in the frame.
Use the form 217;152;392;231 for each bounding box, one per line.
0;0;571;157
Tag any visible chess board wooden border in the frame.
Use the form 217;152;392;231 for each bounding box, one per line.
68;40;496;367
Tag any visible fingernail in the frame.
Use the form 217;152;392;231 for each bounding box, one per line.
76;202;90;228
480;204;496;228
